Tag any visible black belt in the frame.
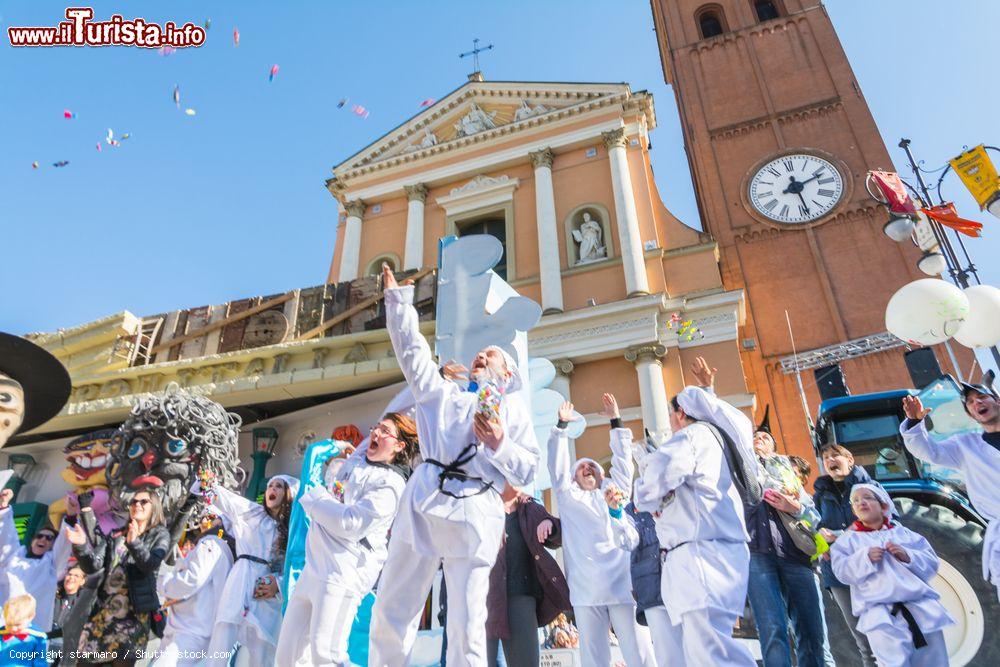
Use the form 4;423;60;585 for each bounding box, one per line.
891;602;927;649
659;541;690;562
424;442;497;500
236;554;270;566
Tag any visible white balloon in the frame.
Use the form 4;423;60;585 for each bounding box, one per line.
954;285;1000;348
885;279;969;345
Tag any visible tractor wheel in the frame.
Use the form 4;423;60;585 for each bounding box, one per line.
891;497;1000;666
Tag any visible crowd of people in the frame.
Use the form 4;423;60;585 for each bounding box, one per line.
1;266;999;666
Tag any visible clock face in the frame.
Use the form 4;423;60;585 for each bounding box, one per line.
748;154;844;223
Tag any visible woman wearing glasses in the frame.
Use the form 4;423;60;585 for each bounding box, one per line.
65;488;171;666
275;412;417;666
0;488;73;633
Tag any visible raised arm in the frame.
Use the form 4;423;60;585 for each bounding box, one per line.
299;479;402;541
899;396;964;469
634;429;698;514
611;509;640;552
0;506;21;567
51;523;74;579
199;483;265;527
159;537;225;601
546;427;574;493
383;267;450;403
71;515;108;575
126;525;170;574
602;393;635;501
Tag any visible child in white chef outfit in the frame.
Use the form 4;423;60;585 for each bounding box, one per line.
831;483;953;667
547;394;655;667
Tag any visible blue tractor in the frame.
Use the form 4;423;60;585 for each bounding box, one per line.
814;376;999;666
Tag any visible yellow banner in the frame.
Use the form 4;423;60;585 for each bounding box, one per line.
949;144;1000;209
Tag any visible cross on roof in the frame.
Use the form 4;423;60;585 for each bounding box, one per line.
459;38;494;74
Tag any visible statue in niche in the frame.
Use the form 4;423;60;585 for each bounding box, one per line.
514;100;551;122
454;103;497;137
572;212;606;264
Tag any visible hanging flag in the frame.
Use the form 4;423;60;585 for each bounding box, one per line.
949;145;1000;211
269;64;279;82
921;203;984;238
868;170;918;216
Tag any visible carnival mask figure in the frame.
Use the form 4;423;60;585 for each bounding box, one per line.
0;333;71;450
47;429;119;531
107;383;244;536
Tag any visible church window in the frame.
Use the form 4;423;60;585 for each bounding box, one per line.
753;0;782;21
457;215;508;280
366;254;399;276
696;7;726;39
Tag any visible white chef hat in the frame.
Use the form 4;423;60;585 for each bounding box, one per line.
269;474;300;499
850;483;893;518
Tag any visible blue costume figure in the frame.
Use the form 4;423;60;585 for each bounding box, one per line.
1;595;49;667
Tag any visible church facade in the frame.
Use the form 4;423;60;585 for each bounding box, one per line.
324;75;752;465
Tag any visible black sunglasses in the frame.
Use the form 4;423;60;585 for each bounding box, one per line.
35;533;56;542
129;498;151;508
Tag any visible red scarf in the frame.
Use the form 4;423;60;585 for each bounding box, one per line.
851;519;893;532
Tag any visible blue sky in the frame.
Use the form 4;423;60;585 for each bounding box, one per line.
2;0;998;371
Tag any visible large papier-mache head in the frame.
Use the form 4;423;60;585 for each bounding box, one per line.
108;383;244;533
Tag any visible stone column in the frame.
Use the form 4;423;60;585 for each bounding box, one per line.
403;184;428;271
603;128;650;297
625;344;670;438
548;358;575;526
529;147;564;314
338;199;366;282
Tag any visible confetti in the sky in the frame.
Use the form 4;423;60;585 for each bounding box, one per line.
53;161;69;168
96;143;102;152
233;28;239;47
106;128;114;144
337;98;348;109
352;105;369;119
204;18;211;30
184;108;197;116
269;64;279;82
32;161;39;169
419;98;435;107
158;45;175;57
173;85;180;108
63;109;75;119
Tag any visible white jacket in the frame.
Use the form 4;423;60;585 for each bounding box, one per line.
384;285;539;562
547;425;635;607
830;522;954;636
158;533;234;640
0;507;71;631
900;419;1000;586
297;457;406;597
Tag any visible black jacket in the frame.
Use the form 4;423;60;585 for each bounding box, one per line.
73;522;171;614
813;466;886;588
624;502;663;622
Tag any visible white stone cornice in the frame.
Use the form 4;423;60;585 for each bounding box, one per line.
342;120;641;204
435;175;520;216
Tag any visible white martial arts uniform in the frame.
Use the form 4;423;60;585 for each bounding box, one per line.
369;284;539;667
547;425;654;667
202;479;296;667
900;418;1000;601
831;521;953;667
634;386;757;667
153;534;234;667
0;507;71;631
275;456;406;667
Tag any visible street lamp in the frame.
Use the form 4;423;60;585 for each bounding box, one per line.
875;138;1000;369
883;214;915;242
4;453;36;503
245;427;279;500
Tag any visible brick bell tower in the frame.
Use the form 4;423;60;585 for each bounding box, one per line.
649;0;958;459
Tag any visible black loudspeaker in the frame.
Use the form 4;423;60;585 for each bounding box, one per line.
904;348;943;389
815;364;850;400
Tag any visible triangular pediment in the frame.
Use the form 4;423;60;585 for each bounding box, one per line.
333;80;635;175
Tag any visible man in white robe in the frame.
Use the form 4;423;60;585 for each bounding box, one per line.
900;374;1000;601
634;357;757;667
547;395;654;667
369;266;539;667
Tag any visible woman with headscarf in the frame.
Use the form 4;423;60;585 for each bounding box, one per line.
66;487;171;667
195;474;298;667
275;412;417;667
830;483;953;667
634;357;759;667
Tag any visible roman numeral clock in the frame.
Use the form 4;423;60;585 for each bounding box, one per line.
746;152;845;225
